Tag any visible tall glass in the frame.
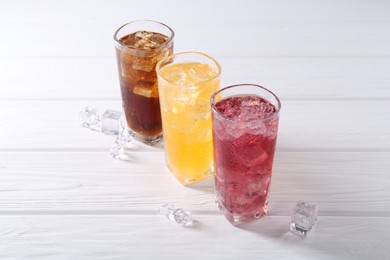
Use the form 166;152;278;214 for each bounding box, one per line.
211;84;281;225
156;52;221;185
114;20;174;145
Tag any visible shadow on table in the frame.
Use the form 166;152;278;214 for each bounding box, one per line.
233;150;373;259
235;216;290;238
185;176;215;194
235;216;349;258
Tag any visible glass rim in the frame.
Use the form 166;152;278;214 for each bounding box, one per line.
156;51;222;86
210;84;281;122
113;20;175;52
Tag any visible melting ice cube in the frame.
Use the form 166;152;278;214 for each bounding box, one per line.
79;107;101;132
79;107;122;135
158;204;193;227
290;201;318;237
110;120;133;161
79;107;135;160
102;109;122;135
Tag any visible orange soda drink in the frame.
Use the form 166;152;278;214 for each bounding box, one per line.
156;52;221;185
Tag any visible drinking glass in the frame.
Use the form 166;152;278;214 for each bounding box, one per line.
211;84;281;224
156;52;221;184
114;20;174;145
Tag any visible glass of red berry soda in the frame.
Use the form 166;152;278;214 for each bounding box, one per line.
210;84;281;225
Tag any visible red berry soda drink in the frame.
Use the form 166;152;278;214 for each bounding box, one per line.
211;84;281;225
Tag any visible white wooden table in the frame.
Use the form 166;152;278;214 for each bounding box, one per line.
1;1;390;259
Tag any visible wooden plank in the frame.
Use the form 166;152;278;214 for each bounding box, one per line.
1;21;389;57
0;100;389;150
0;215;389;259
1;152;389;215
1;57;389;100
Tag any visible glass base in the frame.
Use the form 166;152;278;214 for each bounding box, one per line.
216;199;268;225
126;128;163;146
167;164;214;185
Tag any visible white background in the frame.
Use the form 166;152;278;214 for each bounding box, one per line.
0;0;390;259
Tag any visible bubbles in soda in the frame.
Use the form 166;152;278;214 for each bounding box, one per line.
116;31;172;137
212;95;279;224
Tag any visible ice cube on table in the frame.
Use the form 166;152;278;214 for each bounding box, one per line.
158;204;193;227
290;201;318;237
171;208;193;226
109;128;133;161
79;107;122;135
79;107;101;132
109;144;130;161
102;109;121;135
79;107;136;160
158;203;175;216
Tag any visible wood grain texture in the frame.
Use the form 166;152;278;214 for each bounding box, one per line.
1;57;389;100
1;0;389;258
1;1;389;58
1;152;389;216
0;215;389;260
1;21;389;58
0;100;389;151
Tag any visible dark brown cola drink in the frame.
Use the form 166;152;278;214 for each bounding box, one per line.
114;21;174;144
